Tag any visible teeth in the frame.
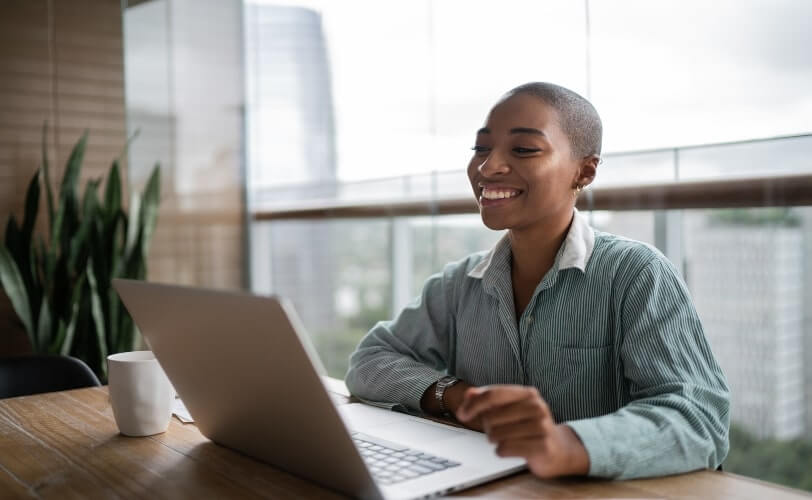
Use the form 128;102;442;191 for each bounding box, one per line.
482;188;520;200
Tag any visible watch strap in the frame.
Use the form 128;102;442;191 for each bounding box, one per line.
434;375;460;415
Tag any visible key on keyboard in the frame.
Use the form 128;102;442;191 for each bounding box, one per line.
352;433;460;485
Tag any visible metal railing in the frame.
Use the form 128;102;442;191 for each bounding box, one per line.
251;134;812;220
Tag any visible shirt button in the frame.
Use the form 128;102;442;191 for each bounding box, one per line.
526;316;534;325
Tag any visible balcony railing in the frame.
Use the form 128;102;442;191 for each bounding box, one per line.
251;133;812;220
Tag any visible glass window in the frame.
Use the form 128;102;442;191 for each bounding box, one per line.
590;0;812;153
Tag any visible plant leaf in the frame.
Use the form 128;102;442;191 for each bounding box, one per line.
41;123;56;230
4;216;22;266
138;164;161;258
124;192;141;259
68;180;99;275
59;275;85;356
44;205;63;292
118;128;140;161
124;225;145;279
57;132;87;251
104;160;122;222
86;259;108;377
60;130;88;209
28;241;42;306
0;246;34;346
117;313;136;353
36;294;52;351
19;171;41;314
108;287;119;354
21;169;40;245
5;218;37;320
50;319;66;355
50;199;64;254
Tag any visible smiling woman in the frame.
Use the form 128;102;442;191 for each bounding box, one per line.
345;82;731;480
467;84;602;320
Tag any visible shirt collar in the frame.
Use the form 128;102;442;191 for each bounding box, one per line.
467;208;595;279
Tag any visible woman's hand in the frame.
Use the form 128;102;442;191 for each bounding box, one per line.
456;385;590;478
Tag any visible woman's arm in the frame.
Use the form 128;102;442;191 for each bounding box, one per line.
566;258;731;479
345;265;457;412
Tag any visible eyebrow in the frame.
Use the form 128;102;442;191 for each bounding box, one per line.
476;127;547;136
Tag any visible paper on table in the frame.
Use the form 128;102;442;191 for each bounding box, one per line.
321;376;350;397
172;397;194;423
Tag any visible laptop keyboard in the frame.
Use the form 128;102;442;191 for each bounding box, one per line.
351;432;461;485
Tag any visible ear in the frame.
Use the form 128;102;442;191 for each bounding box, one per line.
574;154;599;188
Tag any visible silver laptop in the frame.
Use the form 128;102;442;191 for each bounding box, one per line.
113;279;525;499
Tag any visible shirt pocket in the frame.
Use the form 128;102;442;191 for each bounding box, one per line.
538;344;616;422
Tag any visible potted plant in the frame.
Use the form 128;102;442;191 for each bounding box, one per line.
0;127;160;381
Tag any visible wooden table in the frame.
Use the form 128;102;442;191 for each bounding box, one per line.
0;386;809;499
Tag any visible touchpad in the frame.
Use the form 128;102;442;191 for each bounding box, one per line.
371;418;466;446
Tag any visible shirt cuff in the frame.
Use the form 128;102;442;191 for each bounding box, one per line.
565;419;617;478
399;368;446;411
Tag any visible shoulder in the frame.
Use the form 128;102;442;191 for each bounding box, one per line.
591;230;672;274
439;249;492;282
410;250;492;310
588;231;684;295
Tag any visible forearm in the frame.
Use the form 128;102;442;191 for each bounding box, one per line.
566;391;729;479
346;350;446;411
602;258;730;478
346;270;457;410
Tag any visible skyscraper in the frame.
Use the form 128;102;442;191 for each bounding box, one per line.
245;4;338;332
688;214;806;440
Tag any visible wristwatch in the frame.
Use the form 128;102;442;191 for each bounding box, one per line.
434;375;461;416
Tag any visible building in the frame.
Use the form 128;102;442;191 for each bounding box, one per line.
244;5;338;333
689;214;806;440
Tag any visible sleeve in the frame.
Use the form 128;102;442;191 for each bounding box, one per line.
566;258;731;479
344;264;457;412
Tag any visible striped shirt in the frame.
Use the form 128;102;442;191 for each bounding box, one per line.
345;209;730;479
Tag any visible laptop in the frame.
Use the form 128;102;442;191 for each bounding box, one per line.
113;279;526;499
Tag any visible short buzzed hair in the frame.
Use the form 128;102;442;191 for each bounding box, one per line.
502;82;602;159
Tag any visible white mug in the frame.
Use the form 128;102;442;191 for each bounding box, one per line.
107;351;174;437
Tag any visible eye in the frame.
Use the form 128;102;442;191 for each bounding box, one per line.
513;147;541;155
471;145;491;156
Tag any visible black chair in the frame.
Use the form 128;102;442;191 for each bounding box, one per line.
0;355;101;399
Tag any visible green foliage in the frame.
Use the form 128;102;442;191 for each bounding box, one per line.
725;424;812;493
0;126;161;381
707;207;801;227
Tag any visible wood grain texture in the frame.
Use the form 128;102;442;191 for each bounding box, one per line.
1;386;810;500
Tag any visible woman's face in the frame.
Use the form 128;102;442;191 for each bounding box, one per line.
467;93;584;233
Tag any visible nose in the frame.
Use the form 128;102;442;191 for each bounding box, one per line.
477;149;510;177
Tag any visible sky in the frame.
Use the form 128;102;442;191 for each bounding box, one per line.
128;0;812;187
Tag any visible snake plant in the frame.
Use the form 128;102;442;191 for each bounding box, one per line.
0;126;160;380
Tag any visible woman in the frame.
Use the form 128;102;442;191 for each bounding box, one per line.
345;82;730;479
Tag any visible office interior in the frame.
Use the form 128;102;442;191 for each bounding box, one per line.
0;0;811;494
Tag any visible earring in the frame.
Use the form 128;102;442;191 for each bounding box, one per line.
574;185;583;194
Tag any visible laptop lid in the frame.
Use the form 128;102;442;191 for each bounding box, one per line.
113;279;382;499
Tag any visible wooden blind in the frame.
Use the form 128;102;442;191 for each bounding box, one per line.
0;0;126;355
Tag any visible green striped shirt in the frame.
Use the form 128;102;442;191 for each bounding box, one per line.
346;209;730;479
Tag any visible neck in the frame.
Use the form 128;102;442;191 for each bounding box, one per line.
509;209;574;284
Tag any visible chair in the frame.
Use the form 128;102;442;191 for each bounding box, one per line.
0;355;101;399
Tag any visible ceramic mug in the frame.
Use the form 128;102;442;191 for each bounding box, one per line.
107;350;174;436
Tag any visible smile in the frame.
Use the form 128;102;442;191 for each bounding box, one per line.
481;186;522;201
